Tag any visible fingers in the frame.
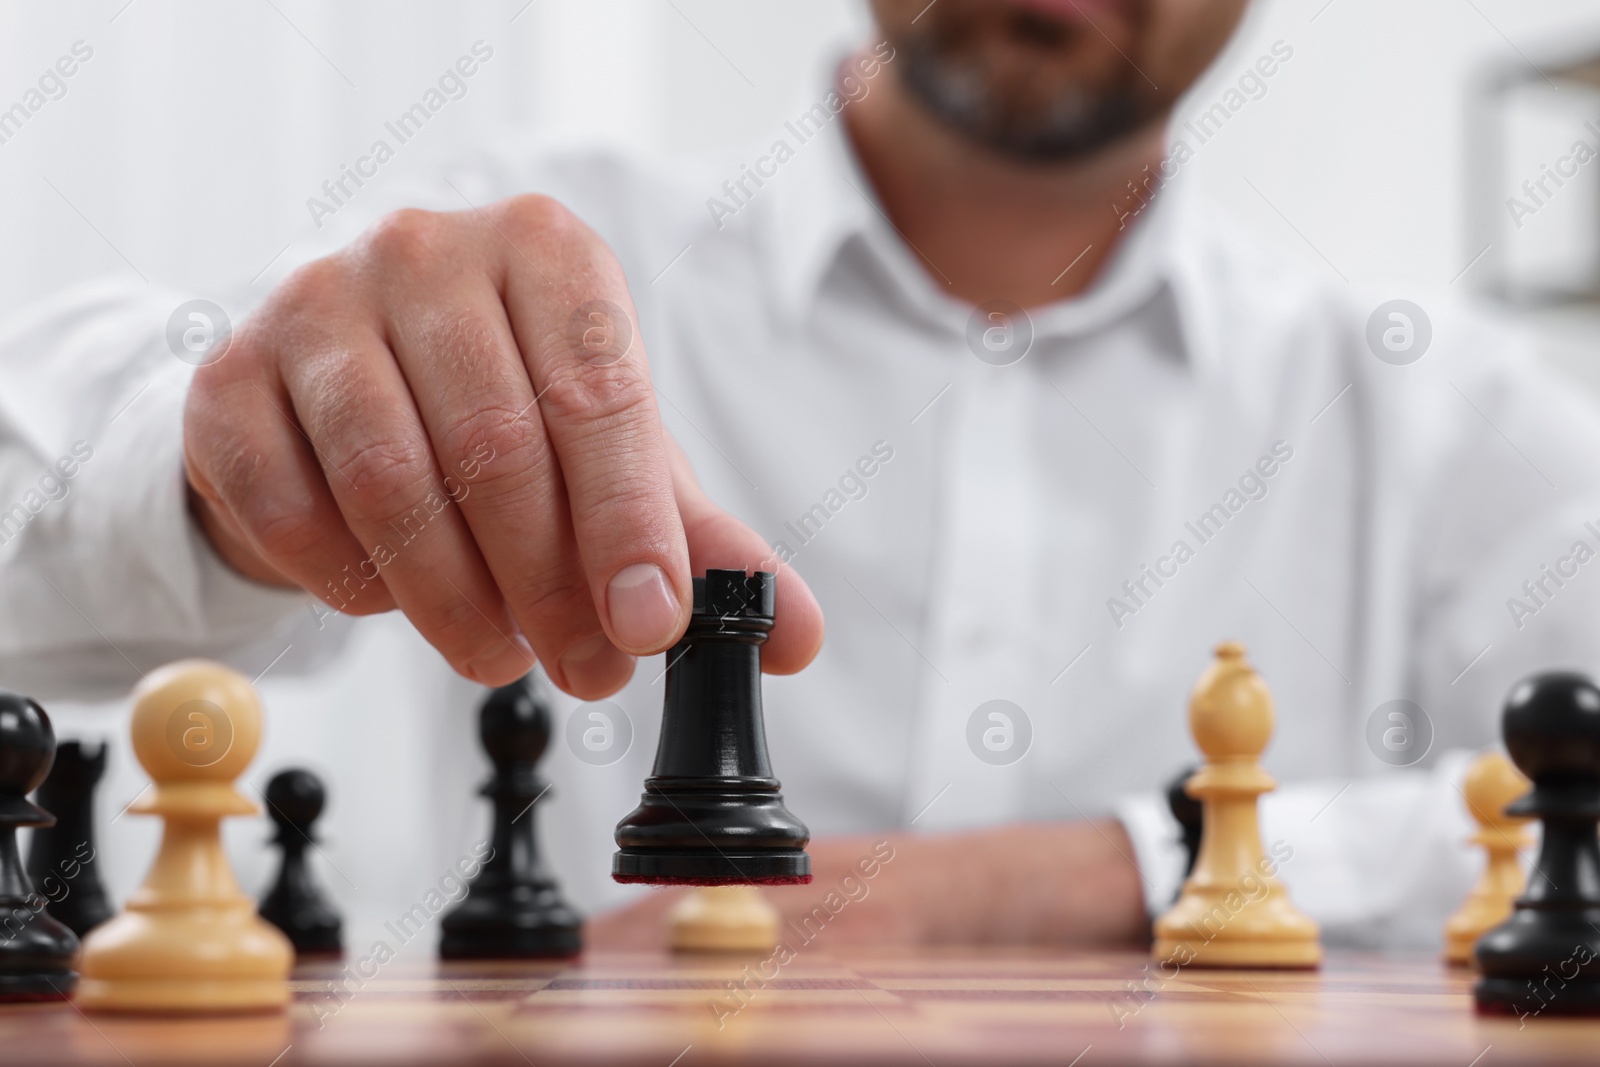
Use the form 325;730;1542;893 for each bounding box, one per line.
664;435;825;675
494;196;691;658
265;257;535;686
185;197;813;698
370;212;633;697
185;326;398;617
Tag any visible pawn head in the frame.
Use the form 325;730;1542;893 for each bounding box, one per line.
1462;750;1532;830
1502;671;1600;786
1188;642;1274;762
480;675;550;768
0;690;55;797
264;767;326;831
130;659;262;784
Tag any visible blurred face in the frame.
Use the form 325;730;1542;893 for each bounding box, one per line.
870;0;1249;161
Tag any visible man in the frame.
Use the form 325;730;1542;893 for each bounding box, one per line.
4;0;1598;949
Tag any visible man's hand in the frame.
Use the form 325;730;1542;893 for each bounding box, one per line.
183;196;823;697
587;821;1151;950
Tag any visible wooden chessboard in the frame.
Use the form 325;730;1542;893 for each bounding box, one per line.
2;947;1592;1066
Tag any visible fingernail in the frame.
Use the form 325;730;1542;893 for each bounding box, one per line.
607;562;681;652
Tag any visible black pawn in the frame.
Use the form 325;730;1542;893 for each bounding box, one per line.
613;569;811;885
1166;765;1203;896
25;739;113;938
1475;671;1600;1017
0;691;78;1000
259;768;343;956
440;676;581;959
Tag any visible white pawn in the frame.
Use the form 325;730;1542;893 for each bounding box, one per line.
78;661;292;1012
1443;751;1532;966
670;886;780;953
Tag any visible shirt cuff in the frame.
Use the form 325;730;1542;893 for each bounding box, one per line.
1115;792;1188;918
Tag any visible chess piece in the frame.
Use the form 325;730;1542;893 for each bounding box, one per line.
258;768;343;957
670;886;781;953
1443;751;1532;966
1152;643;1321;968
1165;764;1202;904
440;676;582;959
0;691;79;1000
77;661;293;1012
614;570;810;885
26;739;114;937
1476;672;1600;1016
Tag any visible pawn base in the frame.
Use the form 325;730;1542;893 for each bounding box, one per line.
1151;937;1322;970
0;969;76;1001
0;903;81;1000
75;977;289;1014
439;886;583;960
439;924;581;960
77;904;292;1015
1476;976;1600;1017
262;921;342;959
1443;932;1481;968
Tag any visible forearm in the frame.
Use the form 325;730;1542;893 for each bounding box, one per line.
762;821;1149;947
911;821;1149;945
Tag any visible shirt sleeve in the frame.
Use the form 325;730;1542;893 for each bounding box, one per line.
0;282;313;701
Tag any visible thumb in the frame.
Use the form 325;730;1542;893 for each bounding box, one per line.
664;434;824;675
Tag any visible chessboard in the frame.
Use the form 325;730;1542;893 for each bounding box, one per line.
0;947;1585;1067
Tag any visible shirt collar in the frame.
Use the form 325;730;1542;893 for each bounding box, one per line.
758;76;876;323
756;63;1216;371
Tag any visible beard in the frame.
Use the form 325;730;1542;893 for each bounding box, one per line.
893;5;1164;163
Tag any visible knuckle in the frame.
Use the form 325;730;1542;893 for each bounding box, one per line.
333;435;435;521
508;567;596;633
498;193;582;245
568;468;666;534
426;592;501;651
438;402;547;488
190;432;261;512
364;208;449;270
271;256;351;318
190;324;275;397
246;502;328;565
538;362;656;429
426;306;506;379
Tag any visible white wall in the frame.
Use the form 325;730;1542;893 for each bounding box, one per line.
4;0;1598;307
0;0;868;310
5;0;1600;942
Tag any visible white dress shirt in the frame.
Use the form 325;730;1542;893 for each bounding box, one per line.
5;82;1600;954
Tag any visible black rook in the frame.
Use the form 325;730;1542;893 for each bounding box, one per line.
612;569;811;885
25;739;113;938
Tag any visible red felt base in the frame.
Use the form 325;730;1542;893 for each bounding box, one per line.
612;874;813;887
